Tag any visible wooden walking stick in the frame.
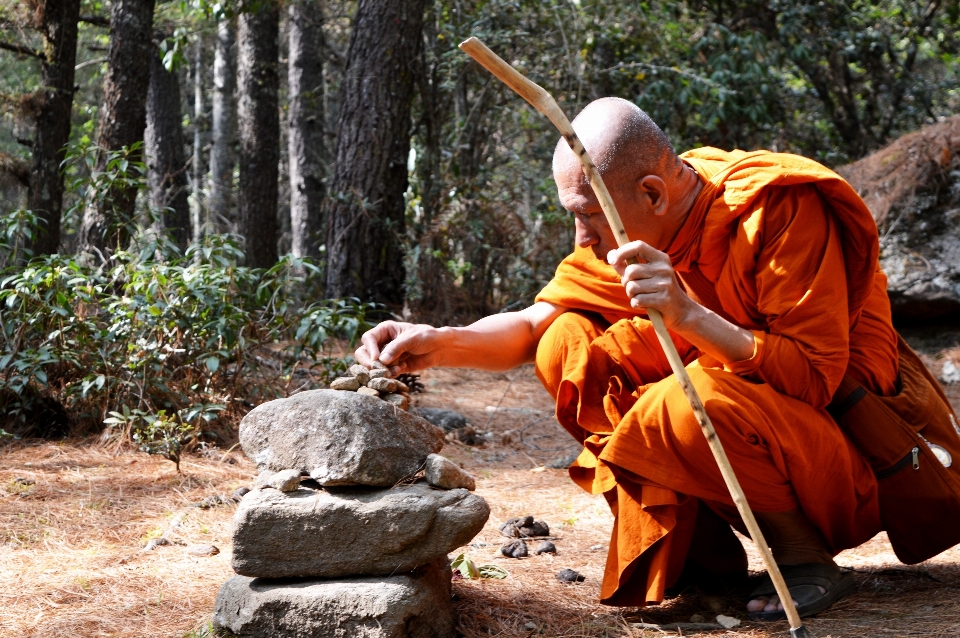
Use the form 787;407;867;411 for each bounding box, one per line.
459;36;811;638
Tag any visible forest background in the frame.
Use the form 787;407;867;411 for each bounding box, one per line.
0;0;958;446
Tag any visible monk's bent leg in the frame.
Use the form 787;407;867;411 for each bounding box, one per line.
536;313;747;605
600;363;881;555
535;310;613;444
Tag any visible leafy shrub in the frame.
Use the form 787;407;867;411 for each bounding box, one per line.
0;210;377;442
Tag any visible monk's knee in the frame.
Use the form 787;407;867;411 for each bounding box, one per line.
658;366;754;447
535;311;608;396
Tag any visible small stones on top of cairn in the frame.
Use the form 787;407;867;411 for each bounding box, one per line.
329;362;412;410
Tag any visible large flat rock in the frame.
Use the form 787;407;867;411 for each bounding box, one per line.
213;558;455;638
239;389;444;486
232;483;490;578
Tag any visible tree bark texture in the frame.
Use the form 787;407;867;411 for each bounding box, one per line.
144;46;190;250
208;17;237;232
27;0;81;256
237;0;280;269
79;0;156;253
288;0;326;260
323;0;426;303
191;36;204;243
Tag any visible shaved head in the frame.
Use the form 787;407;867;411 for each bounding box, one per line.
553;98;679;188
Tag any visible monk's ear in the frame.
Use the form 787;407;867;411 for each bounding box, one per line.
638;175;669;216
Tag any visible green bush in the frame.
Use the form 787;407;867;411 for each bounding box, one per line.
0;211;377;442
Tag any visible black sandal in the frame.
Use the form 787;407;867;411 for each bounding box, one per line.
747;563;856;621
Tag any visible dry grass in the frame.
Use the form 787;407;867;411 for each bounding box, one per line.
0;443;253;637
2;360;960;637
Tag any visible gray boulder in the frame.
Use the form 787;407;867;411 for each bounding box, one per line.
232;483;490;578
838;116;960;319
239;390;443;486
213;557;455;638
415;408;468;432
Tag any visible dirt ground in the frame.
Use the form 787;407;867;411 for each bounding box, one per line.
2;327;960;637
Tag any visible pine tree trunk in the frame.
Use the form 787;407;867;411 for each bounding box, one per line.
287;0;325;260
208;17;237;232
79;0;156;254
27;0;81;256
237;0;279;268
191;36;204;243
144;47;191;250
323;0;426;303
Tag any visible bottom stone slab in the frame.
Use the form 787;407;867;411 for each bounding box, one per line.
213;558;455;638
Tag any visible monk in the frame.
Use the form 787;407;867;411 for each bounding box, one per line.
355;97;902;619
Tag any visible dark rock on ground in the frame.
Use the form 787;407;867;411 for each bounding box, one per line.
500;516;549;538
546;451;580;469
501;539;528;558
415;407;468;432
239;389;443;487
193;495;235;509
213;558;455;638
232;482;490;578
535;541;557;555
232;487;251;502
556;568;585;583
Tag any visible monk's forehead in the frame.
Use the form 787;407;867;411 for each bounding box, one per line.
552;127;620;181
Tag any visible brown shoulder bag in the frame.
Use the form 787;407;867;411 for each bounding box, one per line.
828;336;960;564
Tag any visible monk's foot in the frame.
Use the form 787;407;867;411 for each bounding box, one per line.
746;562;855;621
746;587;824;614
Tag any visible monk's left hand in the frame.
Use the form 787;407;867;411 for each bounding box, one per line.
607;241;695;329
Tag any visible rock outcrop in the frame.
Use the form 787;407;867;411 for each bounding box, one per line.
838;116;960;319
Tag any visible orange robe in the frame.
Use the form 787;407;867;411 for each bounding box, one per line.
534;148;900;606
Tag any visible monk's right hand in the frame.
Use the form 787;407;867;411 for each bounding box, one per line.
355;321;445;376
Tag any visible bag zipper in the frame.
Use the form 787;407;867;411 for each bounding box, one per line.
876;446;920;479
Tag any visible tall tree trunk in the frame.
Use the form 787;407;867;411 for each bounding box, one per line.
191;36;204;243
27;0;81;256
208;17;237;232
79;0;156;254
287;0;326;260
323;0;426;303
237;0;279;268
144;46;190;250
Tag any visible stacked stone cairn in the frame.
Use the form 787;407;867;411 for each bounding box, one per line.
213;363;490;638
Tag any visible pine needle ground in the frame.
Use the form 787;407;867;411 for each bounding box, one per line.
2;357;960;637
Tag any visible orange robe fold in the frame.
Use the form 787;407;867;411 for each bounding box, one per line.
534;148;899;606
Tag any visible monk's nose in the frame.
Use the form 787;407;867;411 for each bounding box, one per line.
575;218;599;248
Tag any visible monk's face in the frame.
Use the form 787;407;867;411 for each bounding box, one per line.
555;165;670;260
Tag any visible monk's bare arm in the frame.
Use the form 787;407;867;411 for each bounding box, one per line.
355;301;567;375
608;241;756;364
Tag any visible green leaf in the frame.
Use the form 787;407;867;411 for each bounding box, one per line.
205;356;220;373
